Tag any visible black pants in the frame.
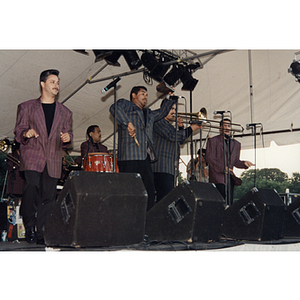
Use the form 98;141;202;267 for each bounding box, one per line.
154;172;174;203
21;165;57;239
215;178;235;206
118;156;155;211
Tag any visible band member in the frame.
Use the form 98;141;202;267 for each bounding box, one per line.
186;148;209;183
109;86;175;210
153;100;202;202
206;118;254;205
14;69;73;245
76;125;108;167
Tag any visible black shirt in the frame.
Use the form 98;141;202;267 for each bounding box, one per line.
42;102;56;136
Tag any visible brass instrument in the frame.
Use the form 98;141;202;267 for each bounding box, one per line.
178;107;244;133
0;138;20;166
0;138;10;152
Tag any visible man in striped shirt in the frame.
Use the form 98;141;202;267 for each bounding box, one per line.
152;100;202;202
109;86;175;210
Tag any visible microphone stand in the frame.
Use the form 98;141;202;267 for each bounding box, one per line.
112;80;119;173
174;97;178;187
220;114;229;206
101;77;121;172
251;124;258;188
189;90;195;181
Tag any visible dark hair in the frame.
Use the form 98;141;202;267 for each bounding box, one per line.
219;118;231;127
197;148;206;155
40;69;59;83
86;125;99;139
130;86;147;101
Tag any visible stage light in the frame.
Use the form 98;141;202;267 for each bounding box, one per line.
92;50;113;63
74;50;89;56
141;51;171;82
163;64;184;86
104;51;122;67
288;60;300;83
122;50;142;70
180;66;199;91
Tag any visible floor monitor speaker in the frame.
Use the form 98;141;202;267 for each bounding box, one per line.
222;188;286;241
44;171;148;248
145;181;226;243
283;198;300;238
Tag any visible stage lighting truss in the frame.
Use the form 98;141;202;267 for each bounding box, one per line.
141;50;202;91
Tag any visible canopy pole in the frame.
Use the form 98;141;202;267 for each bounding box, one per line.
248;50;254;123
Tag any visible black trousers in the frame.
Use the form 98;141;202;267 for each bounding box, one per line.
215;178;235;206
154;172;174;203
118;156;155;211
21;165;57;239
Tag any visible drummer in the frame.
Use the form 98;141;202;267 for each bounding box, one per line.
76;125;108;167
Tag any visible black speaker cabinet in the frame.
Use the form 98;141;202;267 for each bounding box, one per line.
0;202;7;231
145;181;226;243
222;188;286;241
44;171;148;248
283;198;300;238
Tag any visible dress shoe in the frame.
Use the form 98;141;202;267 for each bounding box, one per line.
25;227;36;243
36;238;45;245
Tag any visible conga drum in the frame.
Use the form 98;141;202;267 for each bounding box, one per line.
83;153;119;173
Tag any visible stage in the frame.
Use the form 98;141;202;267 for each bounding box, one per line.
1;237;300;251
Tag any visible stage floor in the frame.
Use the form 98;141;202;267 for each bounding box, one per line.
1;237;300;251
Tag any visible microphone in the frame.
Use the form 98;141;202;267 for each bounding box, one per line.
166;95;184;100
213;110;230;115
101;77;121;94
246;123;262;129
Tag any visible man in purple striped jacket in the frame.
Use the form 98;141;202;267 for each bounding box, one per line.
14;69;73;244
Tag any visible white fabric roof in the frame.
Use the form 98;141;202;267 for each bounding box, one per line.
0;49;299;155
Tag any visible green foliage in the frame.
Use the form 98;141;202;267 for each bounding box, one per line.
178;171;184;184
234;168;300;201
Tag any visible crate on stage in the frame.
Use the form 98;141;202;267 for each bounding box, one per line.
0;198;25;242
6;198;25;241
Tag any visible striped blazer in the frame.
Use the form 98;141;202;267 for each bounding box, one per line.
206;134;247;184
152;118;193;175
14;98;73;178
109;98;174;161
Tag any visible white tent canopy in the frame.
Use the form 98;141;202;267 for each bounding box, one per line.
1;49;299;156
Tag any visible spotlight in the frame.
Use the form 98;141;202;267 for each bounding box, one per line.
74;50;89;56
156;81;175;94
122;50;142;70
163;64;184;86
141;51;170;82
104;50;122;67
288;60;300;83
180;66;199;91
92;50;113;63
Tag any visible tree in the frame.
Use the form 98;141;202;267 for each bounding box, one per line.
234;168;290;201
288;172;300;193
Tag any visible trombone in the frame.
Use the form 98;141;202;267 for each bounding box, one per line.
0;138;20;166
178;107;244;133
